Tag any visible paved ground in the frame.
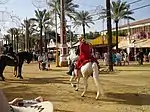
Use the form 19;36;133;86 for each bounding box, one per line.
1;61;150;112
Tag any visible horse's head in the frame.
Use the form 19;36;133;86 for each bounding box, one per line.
26;52;33;64
17;51;33;64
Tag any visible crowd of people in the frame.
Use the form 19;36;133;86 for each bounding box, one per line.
32;51;55;71
103;50;129;66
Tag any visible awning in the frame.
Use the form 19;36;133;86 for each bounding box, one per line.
118;39;130;49
114;39;150;49
90;36;120;46
134;39;150;48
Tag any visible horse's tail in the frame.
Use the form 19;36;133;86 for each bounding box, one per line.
92;62;104;97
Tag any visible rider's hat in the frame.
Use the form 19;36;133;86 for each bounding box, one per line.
77;36;83;41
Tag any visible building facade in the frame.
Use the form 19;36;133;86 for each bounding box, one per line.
102;18;150;36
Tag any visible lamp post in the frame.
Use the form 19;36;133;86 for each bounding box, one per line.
59;0;68;67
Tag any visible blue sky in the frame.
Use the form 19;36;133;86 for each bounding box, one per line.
0;0;150;34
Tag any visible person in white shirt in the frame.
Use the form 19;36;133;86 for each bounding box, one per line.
116;52;122;66
103;52;108;66
122;51;129;65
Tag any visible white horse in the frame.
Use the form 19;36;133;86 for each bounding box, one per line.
67;48;104;99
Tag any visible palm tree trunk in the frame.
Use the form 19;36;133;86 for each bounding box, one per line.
44;31;47;52
25;19;30;52
106;0;113;71
28;37;30;52
14;34;16;52
11;31;13;47
23;35;25;51
115;21;119;52
82;23;86;38
6;39;8;44
40;24;43;55
16;34;19;53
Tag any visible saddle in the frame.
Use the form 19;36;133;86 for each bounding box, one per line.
5;53;19;63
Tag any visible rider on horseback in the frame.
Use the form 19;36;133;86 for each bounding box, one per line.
75;37;95;68
75;37;99;77
3;43;18;63
3;44;8;54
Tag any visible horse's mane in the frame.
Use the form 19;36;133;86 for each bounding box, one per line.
17;51;33;58
17;51;32;55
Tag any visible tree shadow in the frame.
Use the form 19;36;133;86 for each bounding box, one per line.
103;92;150;105
55;109;74;112
51;69;67;72
5;76;70;85
2;85;69;103
119;69;150;71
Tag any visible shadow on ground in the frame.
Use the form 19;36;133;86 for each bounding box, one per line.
4;76;70;85
103;92;150;105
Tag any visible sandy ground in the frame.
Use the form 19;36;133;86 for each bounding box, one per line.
1;61;150;112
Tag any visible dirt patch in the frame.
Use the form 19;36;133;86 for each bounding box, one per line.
1;62;150;112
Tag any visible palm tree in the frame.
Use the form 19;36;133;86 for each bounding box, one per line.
43;13;54;52
30;9;52;54
99;0;134;52
73;11;94;38
4;34;10;44
47;0;79;19
23;19;37;51
7;28;14;46
111;0;135;51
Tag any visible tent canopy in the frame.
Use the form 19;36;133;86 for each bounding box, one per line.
90;36;120;46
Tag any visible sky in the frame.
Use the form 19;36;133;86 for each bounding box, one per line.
0;0;150;35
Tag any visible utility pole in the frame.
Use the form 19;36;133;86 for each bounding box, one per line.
59;0;68;67
106;0;113;71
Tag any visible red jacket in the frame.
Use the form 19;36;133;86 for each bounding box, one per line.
75;42;94;69
79;42;91;61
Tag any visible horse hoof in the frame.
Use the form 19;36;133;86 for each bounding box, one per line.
17;76;23;79
81;94;84;97
20;77;23;79
96;96;99;100
73;85;76;88
75;88;78;91
1;77;5;81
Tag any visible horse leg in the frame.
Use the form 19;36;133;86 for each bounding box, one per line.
14;65;17;77
81;77;88;97
75;77;80;91
0;65;6;81
70;75;76;88
17;64;23;79
74;69;81;91
92;63;104;100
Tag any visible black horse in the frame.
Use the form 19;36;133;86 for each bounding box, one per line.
0;51;33;81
